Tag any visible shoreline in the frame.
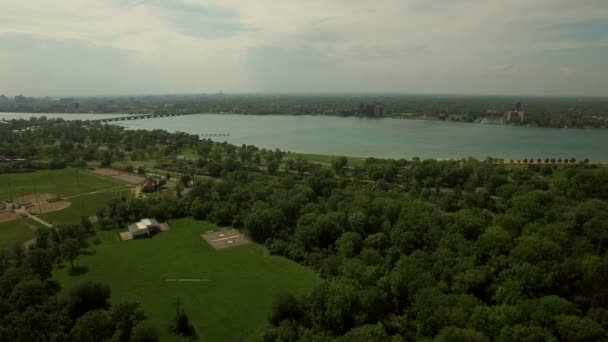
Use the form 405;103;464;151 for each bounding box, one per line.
3;112;608;163
1;110;606;130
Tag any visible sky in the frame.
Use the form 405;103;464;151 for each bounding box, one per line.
0;0;607;97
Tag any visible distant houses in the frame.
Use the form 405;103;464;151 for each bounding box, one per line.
141;177;159;193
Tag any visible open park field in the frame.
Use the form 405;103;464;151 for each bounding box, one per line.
0;168;125;200
55;219;321;341
0;168;130;247
0;219;43;248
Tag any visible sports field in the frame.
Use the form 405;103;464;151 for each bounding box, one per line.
0;168;129;247
0;168;124;200
54;219;321;341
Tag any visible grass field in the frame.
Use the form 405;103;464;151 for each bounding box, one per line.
0;168;129;246
55;219;320;341
0;168;124;200
0;219;43;248
42;191;128;225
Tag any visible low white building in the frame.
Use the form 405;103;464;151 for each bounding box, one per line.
128;218;160;239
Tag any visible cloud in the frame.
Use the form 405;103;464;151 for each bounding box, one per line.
245;44;344;91
0;34;158;95
0;0;606;96
545;19;608;42
145;0;256;39
409;0;471;12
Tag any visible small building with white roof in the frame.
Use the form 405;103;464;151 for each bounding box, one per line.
127;218;160;239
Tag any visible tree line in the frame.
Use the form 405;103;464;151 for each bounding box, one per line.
1;117;607;341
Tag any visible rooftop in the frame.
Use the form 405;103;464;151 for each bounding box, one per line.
135;218;159;230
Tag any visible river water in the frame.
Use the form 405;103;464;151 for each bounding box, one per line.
2;112;607;160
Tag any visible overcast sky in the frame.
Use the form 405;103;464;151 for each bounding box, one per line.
0;0;607;96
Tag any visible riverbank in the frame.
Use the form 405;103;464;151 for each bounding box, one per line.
4;112;608;161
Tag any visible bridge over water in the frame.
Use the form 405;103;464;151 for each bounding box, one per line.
88;113;230;138
89;112;194;123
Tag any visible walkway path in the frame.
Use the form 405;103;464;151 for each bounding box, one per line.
64;187;126;199
14;206;54;228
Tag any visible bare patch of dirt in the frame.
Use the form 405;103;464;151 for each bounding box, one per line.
89;168;145;185
15;193;56;206
0;211;20;223
14;193;71;214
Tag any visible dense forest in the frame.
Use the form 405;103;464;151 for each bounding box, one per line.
2;94;608;128
1;118;607;341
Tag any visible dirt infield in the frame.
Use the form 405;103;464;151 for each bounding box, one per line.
15;193;56;206
14;193;71;214
0;211;20;223
202;228;252;250
89;168;145;185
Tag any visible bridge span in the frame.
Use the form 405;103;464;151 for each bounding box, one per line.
89;112;194;123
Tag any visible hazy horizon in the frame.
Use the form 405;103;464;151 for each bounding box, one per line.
5;92;608;100
1;0;607;97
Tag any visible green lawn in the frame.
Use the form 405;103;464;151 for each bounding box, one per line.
0;168;123;200
0;168;129;245
55;219;320;341
42;191;128;225
0;219;43;248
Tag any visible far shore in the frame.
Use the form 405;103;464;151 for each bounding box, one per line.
1;111;606;130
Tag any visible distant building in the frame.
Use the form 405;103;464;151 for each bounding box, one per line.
373;104;384;117
515;101;522;112
141;178;159;193
358;103;384;117
506;110;525;122
505;101;525;122
128;218;160;239
14;95;27;105
358;103;372;116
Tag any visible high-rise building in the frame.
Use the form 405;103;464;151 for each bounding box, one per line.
506;101;525;122
14;95;27;104
373;104;384;117
515;101;522;111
